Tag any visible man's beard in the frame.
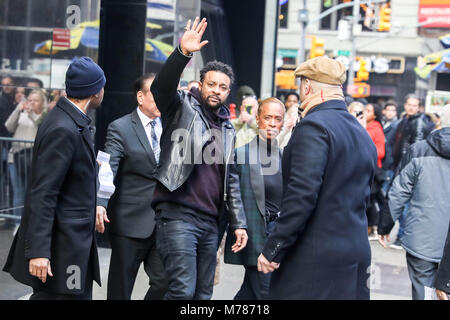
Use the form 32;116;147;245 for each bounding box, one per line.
202;94;222;110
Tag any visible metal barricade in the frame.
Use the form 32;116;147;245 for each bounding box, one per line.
0;137;34;222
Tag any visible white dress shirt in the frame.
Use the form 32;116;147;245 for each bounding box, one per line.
136;106;162;151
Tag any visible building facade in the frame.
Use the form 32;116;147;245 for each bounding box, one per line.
276;0;450;109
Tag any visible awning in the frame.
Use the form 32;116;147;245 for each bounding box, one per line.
415;48;450;79
33;20;171;62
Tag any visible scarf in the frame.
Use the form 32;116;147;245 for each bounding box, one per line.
300;85;344;118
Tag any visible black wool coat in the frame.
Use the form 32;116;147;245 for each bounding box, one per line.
3;97;101;295
262;99;377;300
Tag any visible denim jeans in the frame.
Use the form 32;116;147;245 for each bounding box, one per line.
234;220;276;300
406;252;439;300
8;162;24;217
155;217;218;300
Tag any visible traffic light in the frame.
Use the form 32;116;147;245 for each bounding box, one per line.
377;4;391;32
355;57;369;82
309;36;325;59
275;69;298;90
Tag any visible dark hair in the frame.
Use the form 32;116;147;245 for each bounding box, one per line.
344;94;354;106
368;103;383;124
199;61;234;86
383;99;397;110
357;98;368;105
134;73;156;95
404;93;419;104
284;92;299;103
1;74;14;83
26;78;43;88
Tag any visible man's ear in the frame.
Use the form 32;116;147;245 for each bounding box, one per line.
136;91;143;105
305;79;312;94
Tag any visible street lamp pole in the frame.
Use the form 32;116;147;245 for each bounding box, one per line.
298;0;308;64
297;0;308;87
347;0;360;88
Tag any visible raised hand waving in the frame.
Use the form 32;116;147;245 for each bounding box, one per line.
180;17;208;56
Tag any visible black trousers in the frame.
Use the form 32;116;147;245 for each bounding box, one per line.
29;267;93;300
107;231;168;300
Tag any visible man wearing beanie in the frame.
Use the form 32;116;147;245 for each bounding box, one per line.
257;56;377;299
3;56;106;300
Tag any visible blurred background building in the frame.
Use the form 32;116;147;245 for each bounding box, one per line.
276;0;450;111
0;0;279;149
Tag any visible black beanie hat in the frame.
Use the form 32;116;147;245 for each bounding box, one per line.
65;57;106;98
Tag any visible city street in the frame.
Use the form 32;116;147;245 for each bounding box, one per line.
0;220;410;300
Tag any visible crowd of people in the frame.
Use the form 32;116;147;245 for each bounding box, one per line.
1;16;449;301
0;75;68;223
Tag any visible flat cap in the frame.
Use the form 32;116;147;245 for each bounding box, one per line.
294;56;346;85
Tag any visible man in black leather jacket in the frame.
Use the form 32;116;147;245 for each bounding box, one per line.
150;17;248;300
392;94;435;172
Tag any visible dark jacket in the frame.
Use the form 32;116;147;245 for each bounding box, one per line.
150;46;246;230
388;127;450;262
261;100;377;300
224;137;282;266
434;223;450;294
393;113;434;171
3;97;101;295
0;93;15;137
97;109;159;239
382;118;400;171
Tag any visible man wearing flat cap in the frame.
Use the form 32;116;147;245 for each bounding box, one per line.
3;57;106;300
257;56;377;299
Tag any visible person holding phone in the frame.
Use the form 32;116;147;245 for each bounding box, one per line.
232;95;259;148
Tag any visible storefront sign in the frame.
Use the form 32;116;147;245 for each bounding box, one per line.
419;0;450;28
52;28;71;49
335;55;405;74
426;90;450;115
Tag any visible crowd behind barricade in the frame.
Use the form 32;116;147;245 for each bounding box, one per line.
1;16;449;301
0;74;65;225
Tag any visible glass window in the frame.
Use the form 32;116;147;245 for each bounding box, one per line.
319;0;391;32
145;0;202;86
0;0;100;92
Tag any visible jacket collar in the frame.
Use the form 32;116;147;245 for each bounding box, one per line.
304;99;348;117
56;97;91;128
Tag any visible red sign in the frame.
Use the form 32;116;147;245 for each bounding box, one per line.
347;83;371;98
52;28;71;49
419;0;450;28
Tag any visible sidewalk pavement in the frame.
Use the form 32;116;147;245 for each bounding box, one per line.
1;221;411;300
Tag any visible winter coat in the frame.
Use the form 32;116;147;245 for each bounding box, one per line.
389;127;450;263
261;100;377;300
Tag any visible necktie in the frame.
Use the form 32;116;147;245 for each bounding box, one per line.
149;120;160;164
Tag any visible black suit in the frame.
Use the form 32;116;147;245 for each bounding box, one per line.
97;109;167;300
3;97;100;299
